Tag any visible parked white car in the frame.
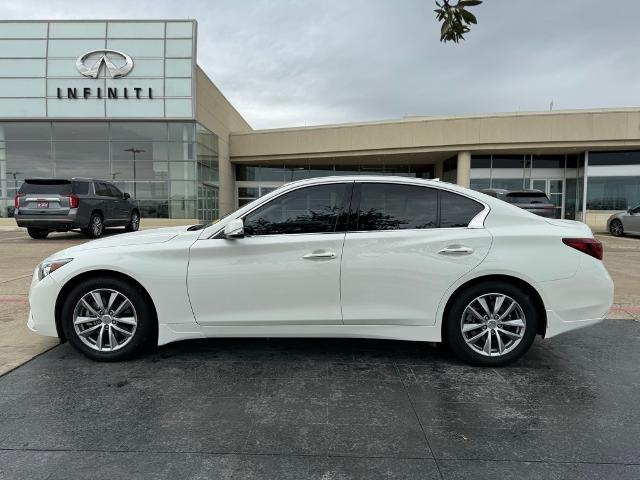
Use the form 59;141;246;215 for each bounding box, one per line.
27;177;614;366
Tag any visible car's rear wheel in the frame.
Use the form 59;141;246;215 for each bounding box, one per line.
125;211;140;232
27;228;49;239
609;219;624;237
61;276;156;361
446;281;538;367
85;213;103;238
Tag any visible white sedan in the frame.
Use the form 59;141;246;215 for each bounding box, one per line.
27;177;614;366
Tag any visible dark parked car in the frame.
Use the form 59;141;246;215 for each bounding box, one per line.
481;188;556;218
14;178;140;239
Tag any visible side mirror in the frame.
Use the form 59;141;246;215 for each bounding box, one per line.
123;192;131;200
223;218;245;239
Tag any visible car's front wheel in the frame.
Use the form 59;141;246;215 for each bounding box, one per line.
27;228;49;239
609;219;624;237
61;276;156;361
445;281;538;367
125;210;140;232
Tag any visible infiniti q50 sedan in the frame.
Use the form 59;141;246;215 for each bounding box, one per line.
27;177;614;366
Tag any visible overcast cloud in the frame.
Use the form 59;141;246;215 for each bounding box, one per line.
2;0;640;129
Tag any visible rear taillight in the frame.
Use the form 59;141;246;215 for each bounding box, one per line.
64;193;79;208
562;238;603;260
14;193;24;209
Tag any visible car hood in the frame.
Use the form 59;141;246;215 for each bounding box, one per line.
55;226;193;256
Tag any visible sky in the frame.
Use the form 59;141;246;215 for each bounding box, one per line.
3;0;640;129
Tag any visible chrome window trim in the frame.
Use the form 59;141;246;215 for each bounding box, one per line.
206;178;490;239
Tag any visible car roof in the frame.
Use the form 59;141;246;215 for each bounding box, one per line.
24;177;110;182
482;188;546;195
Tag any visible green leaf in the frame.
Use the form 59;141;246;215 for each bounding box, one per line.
460;9;477;24
458;0;482;7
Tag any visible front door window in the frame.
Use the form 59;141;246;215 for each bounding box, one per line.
243;183;347;235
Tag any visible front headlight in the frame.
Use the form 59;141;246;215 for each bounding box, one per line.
38;258;73;281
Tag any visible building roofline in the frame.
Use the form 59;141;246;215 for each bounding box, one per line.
0;19;198;23
231;107;640;136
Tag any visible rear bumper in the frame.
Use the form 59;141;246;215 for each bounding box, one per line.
540;256;614;338
15;211;83;230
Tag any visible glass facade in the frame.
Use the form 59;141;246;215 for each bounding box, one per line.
0;121;219;220
470;154;582;219
235;163;435;207
469;151;640;219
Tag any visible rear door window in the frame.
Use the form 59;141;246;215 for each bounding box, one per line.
94;182;111;197
354;183;438;230
440;190;485;228
352;183;484;231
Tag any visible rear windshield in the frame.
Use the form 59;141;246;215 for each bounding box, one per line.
19;179;89;195
19;180;71;195
505;192;551;204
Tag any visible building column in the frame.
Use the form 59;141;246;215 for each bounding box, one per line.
456;151;471;188
217;139;235;218
434;160;443;180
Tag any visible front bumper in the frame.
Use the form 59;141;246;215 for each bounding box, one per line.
27;268;62;338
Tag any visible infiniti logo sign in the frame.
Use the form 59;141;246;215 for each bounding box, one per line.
75;49;134;78
58;49;152;100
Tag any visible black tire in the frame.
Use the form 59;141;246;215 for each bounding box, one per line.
445;281;538;367
27;228;49;239
125;210;140;232
60;276;157;361
609;219;624;237
86;212;104;238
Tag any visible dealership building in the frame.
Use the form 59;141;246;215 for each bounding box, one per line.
1;19;640;229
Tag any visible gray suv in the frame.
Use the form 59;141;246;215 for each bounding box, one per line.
480;188;557;218
14;178;140;239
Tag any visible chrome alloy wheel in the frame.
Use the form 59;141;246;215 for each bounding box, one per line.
610;220;623;236
73;289;137;352
460;293;526;357
131;212;140;230
92;215;103;237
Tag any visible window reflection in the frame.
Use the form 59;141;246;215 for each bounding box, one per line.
244;184;346;235
0;121;218;220
356;184;437;231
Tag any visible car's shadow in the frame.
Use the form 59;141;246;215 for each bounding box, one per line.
32;228;129;241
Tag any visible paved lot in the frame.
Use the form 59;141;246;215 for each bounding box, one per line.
0;228;639;478
1;322;640;479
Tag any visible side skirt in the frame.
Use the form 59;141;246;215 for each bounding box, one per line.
157;322;442;346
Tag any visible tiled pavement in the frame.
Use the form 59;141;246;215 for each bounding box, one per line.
1;320;639;479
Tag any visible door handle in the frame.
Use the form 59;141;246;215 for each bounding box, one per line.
438;245;474;255
303;250;337;260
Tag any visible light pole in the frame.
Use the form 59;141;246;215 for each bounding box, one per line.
8;171;21;192
123;148;144;198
